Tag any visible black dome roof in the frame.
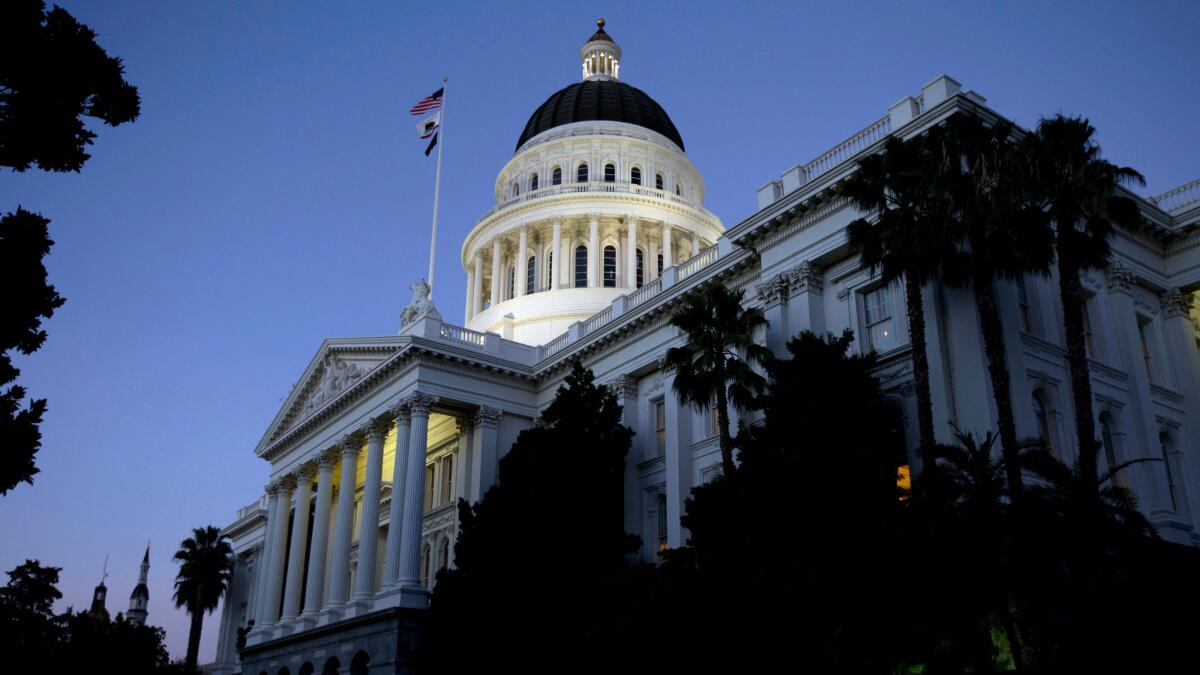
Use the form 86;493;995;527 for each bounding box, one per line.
516;80;684;152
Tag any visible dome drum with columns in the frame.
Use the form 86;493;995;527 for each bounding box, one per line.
461;20;723;345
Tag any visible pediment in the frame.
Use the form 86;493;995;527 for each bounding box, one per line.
256;339;402;454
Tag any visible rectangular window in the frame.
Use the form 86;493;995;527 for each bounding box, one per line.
654;399;666;457
1016;275;1033;333
1137;315;1155;380
441;455;454;506
862;286;897;352
709;403;720;439
424;464;435;511
1081;298;1097;359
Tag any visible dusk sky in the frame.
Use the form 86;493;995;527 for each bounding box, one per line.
2;0;1197;662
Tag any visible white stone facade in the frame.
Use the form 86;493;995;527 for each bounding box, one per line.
212;34;1200;675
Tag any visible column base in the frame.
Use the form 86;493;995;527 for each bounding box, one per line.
375;584;430;610
274;616;298;637
297;609;320;631
342;595;375;619
244;624;274;647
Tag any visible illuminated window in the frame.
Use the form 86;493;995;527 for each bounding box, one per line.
654;399;666;457
440;455;453;506
863;286;897;352
424;464;435;511
636;249;644;288
603;245;617;287
575;245;588;288
655;173;664;190
708;403;720;438
631;167;641;185
656;494;668;553
1016;275;1033;333
526;256;535;294
577;163;589;183
604;163;616;182
530;173;539;191
552;166;562;185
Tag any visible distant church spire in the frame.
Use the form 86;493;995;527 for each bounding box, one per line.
89;555;110;620
127;543;150;626
581;19;621;81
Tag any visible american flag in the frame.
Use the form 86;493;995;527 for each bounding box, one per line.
410;87;444;115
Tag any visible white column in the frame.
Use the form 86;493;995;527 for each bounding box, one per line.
490;237;502;305
322;436;360;615
280;465;314;624
383;404;412;588
662;224;673;269
300;452;336;624
648;239;659;282
250;485;279;632
469;407;502;500
691;234;700;257
588;214;599;288
262;477;293;626
472;253;483;316
626;216;638;289
516;225;528;298
464;266;474;323
351;419;388;607
661;364;693;548
551;218;562;290
398;393;436;599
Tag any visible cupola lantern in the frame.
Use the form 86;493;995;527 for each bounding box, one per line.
581;19;621;81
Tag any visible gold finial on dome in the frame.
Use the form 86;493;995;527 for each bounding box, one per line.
597;18;605;29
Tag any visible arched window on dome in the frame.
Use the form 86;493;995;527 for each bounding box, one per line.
604;163;616;183
636;248;644;288
574;245;588;288
552;166;562;186
675;183;683;196
577;163;589;183
530;173;539;191
603;245;617;288
657;253;664;276
526;256;536;294
655;173;664;190
546;250;554;289
631;166;642;185
511;182;519;198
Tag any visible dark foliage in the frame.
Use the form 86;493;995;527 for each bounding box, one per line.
173;526;234;675
0;0;141;172
0;559;177;674
0;208;64;495
426;361;637;674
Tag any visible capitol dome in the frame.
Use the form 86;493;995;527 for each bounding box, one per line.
460;19;723;346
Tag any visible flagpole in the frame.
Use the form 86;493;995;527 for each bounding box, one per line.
427;76;447;300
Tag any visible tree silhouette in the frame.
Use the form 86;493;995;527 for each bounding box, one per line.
0;0;140;495
173;526;233;675
664;282;770;477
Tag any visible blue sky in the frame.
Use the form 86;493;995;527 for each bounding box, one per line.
1;0;1197;662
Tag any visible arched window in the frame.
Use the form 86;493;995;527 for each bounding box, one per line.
552;166;562;185
631;167;642;185
636;249;644;288
546;251;553;288
507;265;515;300
1100;414;1121;488
604;163;616;182
655;173;664;190
1160;432;1179;511
1032;390;1056;458
577;163;589;183
603;245;617;288
440;538;450;571
530;173;539;191
512;182;519;197
321;658;341;675
526;256;535;294
299;664;314;675
657;253;664;276
350;651;370;675
575;245;588;288
656;494;668;553
675;183;683;196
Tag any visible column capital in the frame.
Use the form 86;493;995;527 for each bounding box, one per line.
367;416;392;441
1161;287;1194;318
339;432;363;456
787;260;823;294
406;392;437;415
317;450;338;472
475;405;501;429
588;213;600;226
609;374;639;400
390;400;412;424
456;413;476;435
266;480;283;497
1106;260;1138;294
755;274;788;308
293;462;317;483
551;215;563;228
277;473;297;491
626;214;638;226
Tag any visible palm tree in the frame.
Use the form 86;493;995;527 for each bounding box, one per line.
173;526;234;674
1024;115;1145;488
936;113;1055;501
665;283;771;477
840;133;957;463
